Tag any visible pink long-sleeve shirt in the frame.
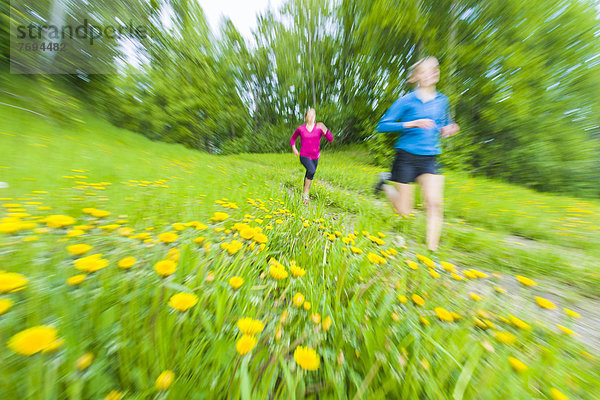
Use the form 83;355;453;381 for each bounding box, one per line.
290;124;334;160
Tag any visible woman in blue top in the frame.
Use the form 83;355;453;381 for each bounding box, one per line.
374;57;459;252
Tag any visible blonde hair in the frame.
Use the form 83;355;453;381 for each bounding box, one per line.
304;108;315;121
407;56;438;83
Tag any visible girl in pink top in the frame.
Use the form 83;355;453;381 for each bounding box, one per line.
290;108;334;204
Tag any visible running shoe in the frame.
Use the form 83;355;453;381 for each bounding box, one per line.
302;194;309;206
374;172;391;195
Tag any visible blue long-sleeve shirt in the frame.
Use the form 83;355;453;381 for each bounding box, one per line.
376;90;452;156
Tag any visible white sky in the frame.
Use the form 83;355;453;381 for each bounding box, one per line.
198;0;285;38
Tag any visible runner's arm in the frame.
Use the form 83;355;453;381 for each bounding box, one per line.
376;97;408;133
290;127;301;147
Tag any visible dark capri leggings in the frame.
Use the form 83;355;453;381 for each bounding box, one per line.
299;156;319;180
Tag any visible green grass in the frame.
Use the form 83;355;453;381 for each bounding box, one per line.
0;83;599;399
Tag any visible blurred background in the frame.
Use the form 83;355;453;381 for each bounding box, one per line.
1;0;600;196
2;2;600;399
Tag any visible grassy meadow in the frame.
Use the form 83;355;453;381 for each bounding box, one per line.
1;88;599;399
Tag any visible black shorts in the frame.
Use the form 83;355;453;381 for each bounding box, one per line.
390;149;442;184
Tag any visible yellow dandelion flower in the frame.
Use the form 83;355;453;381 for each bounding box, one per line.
416;254;436;268
0;221;21;234
434;307;454;322
8;325;61;355
451;272;464;281
193;236;206;245
0;272;28;293
154;260;177;277
117;257;136;269
294;346;320;370
419;316;430;326
236;334;257;355
66;229;84;237
158;231;178;243
474;317;488;329
368;235;385;245
470;292;482;301
67;244;93;256
168;292;199;312
397;294;408;304
76;352;94;370
67;274;86;286
104;390;123;400
516;275;537;286
494;331;517;345
223;240;243;255
290;264;306;277
210;212;229;222
322;316;332;331
229;276;244;290
269;265;288;280
581;350;595;360
508;356;528;373
254;233;268;244
155;370;175;391
463;269;477;279
237;318;265;335
472;270;488;278
73;254;108;273
239;227;255;240
293;293;305;307
99;224;120;232
440;261;456;272
303;301;311;311
509;315;531;330
550;388;568;400
172;223;186;231
556;325;575;336
118;228;133;236
350;246;363;254
563;308;580;319
275;325;283;340
367;252;386;265
536;296;556;310
406;259;418;270
0;298;14;315
429;269;440;278
412;294;425;306
90;209;110;218
45;215;76;228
